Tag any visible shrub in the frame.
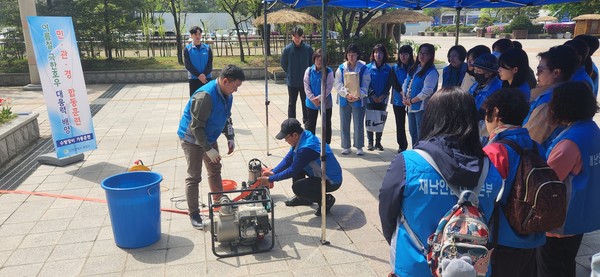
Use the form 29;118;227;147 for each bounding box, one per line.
0;98;17;126
507;15;533;32
545;23;576;34
487;25;506;35
529;23;545;34
477;15;494;28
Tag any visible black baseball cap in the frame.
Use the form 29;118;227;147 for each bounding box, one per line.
275;118;303;140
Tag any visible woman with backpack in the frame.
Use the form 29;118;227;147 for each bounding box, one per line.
537;81;600;277
379;87;503;277
482;89;547;276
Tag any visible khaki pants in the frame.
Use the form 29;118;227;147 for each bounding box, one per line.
181;140;223;214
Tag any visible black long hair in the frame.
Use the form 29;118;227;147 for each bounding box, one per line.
409;43;435;78
499;48;530;88
397;45;415;71
420;87;483;157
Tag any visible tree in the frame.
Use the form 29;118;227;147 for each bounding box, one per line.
217;0;257;62
332;8;378;40
185;0;222;13
480;7;539;23
165;0;184;64
545;1;600;18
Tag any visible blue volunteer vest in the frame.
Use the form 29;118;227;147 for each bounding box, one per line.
293;131;343;185
392;64;409;107
442;63;467;88
391;150;503;277
516;82;531;103
570;66;594;96
522;86;553;126
338;63;367;108
592;62;598;97
487;128;546;248
366;62;391;104
177;80;232;145
469;77;503;111
545;120;600;235
185;43;212;80
305;65;333;110
402;66;439;111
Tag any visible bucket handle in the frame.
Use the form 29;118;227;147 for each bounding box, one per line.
147;185;159;197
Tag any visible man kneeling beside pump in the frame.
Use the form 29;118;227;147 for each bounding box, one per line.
258;118;343;216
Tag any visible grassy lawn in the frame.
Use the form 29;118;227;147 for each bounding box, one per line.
0;55;282;73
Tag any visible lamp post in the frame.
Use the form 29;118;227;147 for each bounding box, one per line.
18;0;42;91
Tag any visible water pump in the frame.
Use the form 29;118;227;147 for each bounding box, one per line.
202;158;274;258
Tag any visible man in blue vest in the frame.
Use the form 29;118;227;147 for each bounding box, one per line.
258;118;343;216
177;65;245;228
184;26;214;97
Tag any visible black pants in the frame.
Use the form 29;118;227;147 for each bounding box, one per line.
491;245;536;277
189;78;211;97
305;108;332;144
287;86;308;125
292;172;340;204
536;234;584;277
366;103;387;145
393;105;408;151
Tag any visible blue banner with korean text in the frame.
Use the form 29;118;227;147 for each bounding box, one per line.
27;16;97;158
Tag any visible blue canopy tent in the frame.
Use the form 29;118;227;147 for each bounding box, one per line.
261;0;581;244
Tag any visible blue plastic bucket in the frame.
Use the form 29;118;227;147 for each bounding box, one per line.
101;171;162;248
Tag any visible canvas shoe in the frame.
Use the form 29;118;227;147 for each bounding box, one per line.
341;148;351;155
356;148;365;156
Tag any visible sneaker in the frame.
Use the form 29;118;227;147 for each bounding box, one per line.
284;196;313;206
315;194;336;216
356;148;365;156
367;142;375;151
375;143;384;151
341;148;351;155
190;212;203;229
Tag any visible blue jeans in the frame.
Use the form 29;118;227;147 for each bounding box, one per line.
407;111;424;147
339;104;365;149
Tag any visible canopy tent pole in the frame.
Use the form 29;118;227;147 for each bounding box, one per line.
455;7;462;46
319;0;330;245
397;23;401;53
264;0;271;156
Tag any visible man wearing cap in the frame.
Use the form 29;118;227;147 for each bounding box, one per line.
469;53;503;116
177;65;245;228
258;118;342;216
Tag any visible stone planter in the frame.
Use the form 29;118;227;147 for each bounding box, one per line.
512;29;528;39
426;32;435;36
435;32;446;36
484;33;496;38
0;113;40;167
418;31;425;36
446;32;456;37
476;29;486;37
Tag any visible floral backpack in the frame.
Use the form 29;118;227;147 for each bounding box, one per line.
411;149;494;277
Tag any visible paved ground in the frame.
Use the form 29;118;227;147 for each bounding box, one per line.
0;36;599;276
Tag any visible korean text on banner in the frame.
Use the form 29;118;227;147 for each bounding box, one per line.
27;16;97;158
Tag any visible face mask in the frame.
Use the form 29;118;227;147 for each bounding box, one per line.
474;73;488;84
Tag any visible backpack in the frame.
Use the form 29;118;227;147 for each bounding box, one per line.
404;150;493;277
496;139;567;234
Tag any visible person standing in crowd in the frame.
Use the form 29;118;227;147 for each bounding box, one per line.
402;43;438;146
469;53;503;117
498;48;532;101
492;38;514;58
258;118;343;216
184;26;214;97
303;49;333;144
461;45;491;92
379;87;503;277
482;89;546;276
366;44;392;151
564;39;595;94
334;43;371;156
281;26;314;125
442;45;468;88
523;45;578;148
574;34;599;96
389;45;414;153
177;65;245;228
537;81;600;277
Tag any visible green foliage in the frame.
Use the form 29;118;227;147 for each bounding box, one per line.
544;1;600;18
0;97;17;126
311;32;396;66
477;14;494;28
529;23;545;34
507;15;533;32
